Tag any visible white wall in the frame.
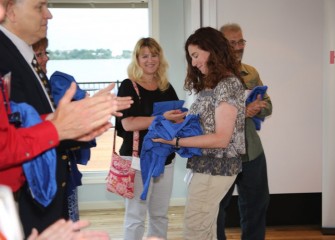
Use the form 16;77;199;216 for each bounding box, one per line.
322;0;335;229
217;0;323;194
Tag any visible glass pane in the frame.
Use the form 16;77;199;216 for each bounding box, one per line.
46;8;148;172
47;8;148;85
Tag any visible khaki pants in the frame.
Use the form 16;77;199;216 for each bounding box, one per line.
184;173;237;240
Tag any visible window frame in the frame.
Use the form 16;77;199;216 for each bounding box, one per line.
48;0;148;9
46;0;152;177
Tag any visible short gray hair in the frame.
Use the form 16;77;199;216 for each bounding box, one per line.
220;23;242;34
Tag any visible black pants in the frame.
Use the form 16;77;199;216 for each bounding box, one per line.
217;152;270;240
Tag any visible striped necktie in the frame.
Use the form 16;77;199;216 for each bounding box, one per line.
31;56;56;109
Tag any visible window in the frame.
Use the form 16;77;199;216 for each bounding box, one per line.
47;7;149;86
46;3;149;172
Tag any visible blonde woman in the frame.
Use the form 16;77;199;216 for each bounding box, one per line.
115;37;186;240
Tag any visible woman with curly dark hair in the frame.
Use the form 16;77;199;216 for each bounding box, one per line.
153;27;245;240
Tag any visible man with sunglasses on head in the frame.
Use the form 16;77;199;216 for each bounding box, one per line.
217;23;273;240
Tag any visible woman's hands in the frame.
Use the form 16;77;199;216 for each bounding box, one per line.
163;109;187;123
152;109;186;146
152;137;176;146
121;109;187;132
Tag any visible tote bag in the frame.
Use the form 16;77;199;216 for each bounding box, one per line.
106;80;140;198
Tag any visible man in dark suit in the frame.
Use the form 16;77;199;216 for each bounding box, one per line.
0;0;132;237
0;2;74;235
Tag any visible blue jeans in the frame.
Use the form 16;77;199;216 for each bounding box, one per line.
217;152;270;240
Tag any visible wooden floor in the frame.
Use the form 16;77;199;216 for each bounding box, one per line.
78;128;120;172
79;206;335;240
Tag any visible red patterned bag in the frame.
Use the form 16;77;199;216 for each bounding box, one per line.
106;80;140;199
106;150;136;199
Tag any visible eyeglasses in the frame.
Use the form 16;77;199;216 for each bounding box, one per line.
35;51;49;58
229;39;246;47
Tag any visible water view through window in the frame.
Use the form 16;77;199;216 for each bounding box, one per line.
47;7;149;172
47;8;149;84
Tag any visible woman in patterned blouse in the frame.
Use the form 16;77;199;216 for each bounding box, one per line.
153;27;246;240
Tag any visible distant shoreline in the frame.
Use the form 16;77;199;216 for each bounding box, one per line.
48;49;132;60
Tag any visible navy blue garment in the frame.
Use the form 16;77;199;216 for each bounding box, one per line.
49;70;96;170
66;150;83;221
49;71;86;105
10;102;57;207
140;114;202;200
49;71;96;221
245;86;268;130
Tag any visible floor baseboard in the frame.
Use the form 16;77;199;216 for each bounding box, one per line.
321;228;335;235
225;192;322;227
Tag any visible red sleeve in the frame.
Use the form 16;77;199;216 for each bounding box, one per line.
40;114;49;121
0;94;59;169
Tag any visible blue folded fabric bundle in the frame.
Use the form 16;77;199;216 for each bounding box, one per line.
245;85;268;130
152;100;188;116
140;114;202;200
10;102;57;207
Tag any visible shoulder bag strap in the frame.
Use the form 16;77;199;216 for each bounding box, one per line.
113;80;140;157
112;126;117;153
131;80;140;157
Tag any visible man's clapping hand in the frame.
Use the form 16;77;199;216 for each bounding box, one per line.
49;82;133;141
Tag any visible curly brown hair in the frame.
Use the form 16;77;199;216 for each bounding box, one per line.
184;27;241;93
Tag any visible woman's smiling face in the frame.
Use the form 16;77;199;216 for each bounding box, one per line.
137;46;160;76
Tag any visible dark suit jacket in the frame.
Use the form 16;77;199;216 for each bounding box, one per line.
0;31;53;115
0;30;69;237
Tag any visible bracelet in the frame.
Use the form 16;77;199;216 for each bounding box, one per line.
175;137;180;149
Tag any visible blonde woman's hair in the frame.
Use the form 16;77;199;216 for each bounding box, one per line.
127;37;170;91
